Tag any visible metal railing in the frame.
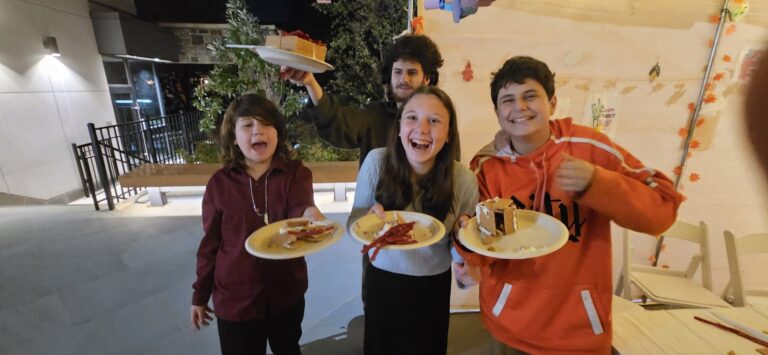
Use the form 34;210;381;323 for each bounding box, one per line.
72;111;208;210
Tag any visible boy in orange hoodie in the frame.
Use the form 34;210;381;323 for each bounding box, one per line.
454;56;684;354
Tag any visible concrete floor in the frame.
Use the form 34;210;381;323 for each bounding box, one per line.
0;190;494;355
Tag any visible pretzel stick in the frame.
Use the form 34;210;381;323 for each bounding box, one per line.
693;316;768;347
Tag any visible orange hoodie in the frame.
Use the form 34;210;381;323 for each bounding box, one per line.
458;118;683;354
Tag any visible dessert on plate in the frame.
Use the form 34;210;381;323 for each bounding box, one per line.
475;197;518;244
265;30;327;62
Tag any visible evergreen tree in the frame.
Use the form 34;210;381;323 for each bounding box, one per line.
316;0;409;106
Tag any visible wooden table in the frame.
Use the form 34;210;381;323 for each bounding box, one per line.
613;306;768;354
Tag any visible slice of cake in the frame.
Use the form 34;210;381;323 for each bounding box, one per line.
265;30;327;62
475;198;518;244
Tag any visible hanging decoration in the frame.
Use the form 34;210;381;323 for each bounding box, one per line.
648;62;661;82
462;61;473;82
730;0;750;22
423;0;495;23
411;16;425;35
583;93;621;138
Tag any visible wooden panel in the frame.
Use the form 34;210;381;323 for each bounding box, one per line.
118;161;358;187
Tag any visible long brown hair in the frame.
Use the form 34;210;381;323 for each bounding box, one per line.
219;93;293;170
375;86;461;221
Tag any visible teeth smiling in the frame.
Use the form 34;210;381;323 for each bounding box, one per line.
409;138;430;150
511;116;533;123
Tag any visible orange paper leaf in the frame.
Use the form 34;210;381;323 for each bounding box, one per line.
678;128;689;137
713;72;725;81
688;102;696;112
703;93;717;103
673;166;682;176
689;140;701;149
723;54;732;62
725;24;736;35
689;173;701;182
687;151;693;159
696;117;706;127
709;14;720;24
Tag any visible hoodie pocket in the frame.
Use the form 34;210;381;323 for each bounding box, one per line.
489;282;609;348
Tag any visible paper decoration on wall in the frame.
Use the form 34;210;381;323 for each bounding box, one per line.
411;16;425;35
730;1;749;22
723;54;732;62
583;93;621;138
648;62;661;82
462;61;473;82
423;0;495;23
689;173;701;182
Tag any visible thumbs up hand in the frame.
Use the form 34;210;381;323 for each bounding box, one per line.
555;153;596;193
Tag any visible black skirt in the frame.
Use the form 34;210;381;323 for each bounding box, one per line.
363;263;452;355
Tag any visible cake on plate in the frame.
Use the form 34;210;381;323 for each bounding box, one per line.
476;197;518;244
265;30;327;62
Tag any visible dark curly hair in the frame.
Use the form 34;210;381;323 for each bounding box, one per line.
219;94;293;171
380;35;444;88
490;56;556;109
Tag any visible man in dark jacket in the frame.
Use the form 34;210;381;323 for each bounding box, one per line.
281;34;444;165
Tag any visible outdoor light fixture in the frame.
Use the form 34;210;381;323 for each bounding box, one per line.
43;36;60;57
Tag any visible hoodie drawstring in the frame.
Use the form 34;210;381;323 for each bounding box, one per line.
529;152;549;212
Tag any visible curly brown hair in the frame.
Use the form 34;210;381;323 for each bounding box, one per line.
219;94;293;170
380;34;444;87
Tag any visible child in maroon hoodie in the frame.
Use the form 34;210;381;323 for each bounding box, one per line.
190;94;323;355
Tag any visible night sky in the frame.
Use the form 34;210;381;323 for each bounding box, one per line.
135;0;330;41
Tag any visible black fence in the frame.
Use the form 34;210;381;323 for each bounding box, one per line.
73;111;207;210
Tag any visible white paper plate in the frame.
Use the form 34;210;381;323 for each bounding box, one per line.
227;44;334;73
245;218;343;260
349;211;446;250
458;210;569;259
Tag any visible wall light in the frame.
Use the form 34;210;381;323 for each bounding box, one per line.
43;36;60;57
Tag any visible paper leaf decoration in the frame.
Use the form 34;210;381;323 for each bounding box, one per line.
689;173;701;182
649;62;661;82
462;61;474;82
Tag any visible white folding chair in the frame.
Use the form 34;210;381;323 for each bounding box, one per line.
722;231;768;307
622;220;731;308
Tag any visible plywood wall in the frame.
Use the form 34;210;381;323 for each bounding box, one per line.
424;0;768;296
